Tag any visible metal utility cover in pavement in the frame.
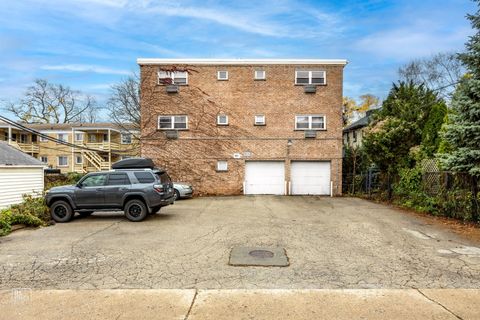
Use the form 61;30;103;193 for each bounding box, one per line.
229;247;289;267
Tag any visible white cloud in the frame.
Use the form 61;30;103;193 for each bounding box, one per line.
40;64;130;75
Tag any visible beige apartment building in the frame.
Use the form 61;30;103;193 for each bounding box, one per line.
0;122;139;173
139;58;347;196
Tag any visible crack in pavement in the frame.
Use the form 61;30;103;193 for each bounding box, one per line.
416;289;464;320
184;289;198;320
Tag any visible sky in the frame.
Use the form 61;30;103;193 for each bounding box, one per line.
0;0;476;120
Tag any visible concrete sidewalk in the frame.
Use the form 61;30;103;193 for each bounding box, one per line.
1;289;479;320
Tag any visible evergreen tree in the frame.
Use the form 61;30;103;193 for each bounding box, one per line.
439;1;480;221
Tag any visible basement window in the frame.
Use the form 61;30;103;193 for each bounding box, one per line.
295;115;326;130
217;71;228;80
158;70;188;85
217;114;229;125
254;115;265;125
158;115;188;130
217;160;228;172
295;70;326;85
254;70;266;80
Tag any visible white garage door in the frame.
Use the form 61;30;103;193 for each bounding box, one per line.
245;161;285;195
291;161;331;195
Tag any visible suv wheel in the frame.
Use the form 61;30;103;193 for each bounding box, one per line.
50;200;73;223
124;199;148;222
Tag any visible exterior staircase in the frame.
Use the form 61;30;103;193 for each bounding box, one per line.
82;150;110;172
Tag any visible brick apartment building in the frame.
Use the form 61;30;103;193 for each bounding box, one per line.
138;59;347;196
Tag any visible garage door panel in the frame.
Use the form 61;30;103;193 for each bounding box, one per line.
245;161;285;195
291;161;330;195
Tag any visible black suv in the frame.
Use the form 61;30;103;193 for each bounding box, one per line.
45;159;175;222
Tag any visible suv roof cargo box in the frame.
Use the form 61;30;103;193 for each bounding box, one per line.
111;158;156;170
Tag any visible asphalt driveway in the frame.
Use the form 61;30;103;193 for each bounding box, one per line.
1;196;479;289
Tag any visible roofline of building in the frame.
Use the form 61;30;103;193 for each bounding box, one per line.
137;58;348;66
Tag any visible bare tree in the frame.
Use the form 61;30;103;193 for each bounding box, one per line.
4;79;98;123
398;52;464;98
107;73;140;138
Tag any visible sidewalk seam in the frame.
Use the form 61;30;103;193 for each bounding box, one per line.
184;289;198;320
416;289;464;320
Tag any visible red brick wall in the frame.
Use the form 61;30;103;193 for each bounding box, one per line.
140;63;345;196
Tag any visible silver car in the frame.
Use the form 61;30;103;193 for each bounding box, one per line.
173;183;193;200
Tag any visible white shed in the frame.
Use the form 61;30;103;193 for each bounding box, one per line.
0;141;46;209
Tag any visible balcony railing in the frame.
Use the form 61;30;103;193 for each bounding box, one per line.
17;143;40;153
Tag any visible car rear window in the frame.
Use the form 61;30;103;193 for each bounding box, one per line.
134;172;155;183
156;172;171;183
107;173;130;186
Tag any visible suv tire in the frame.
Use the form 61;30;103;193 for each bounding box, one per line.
124;199;148;222
50;200;74;223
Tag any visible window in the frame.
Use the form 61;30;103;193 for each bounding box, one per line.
74;133;83;142
57;133;68;142
217;114;228;125
81;174;107;187
155;172;172;184
353;130;357;142
295;115;326;130
254;70;266;80
40;156;48;163
158;115;188;130
121;133;132;144
254;115;265;125
88;133;97;143
58;156;68;166
157;70;188;85
103;134;109;142
217;71;228;80
295;70;326;85
39;135;48;142
107;173;130;186
75;155;83;164
20;134;27;143
217;160;228;172
134;172;155;183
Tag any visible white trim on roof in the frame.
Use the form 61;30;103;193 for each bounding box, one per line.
137;58;348;66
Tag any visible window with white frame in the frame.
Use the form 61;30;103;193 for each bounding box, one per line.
216;160;228;171
88;133;97;143
75;154;83;164
254;115;266;125
295;70;326;85
121;133;132;144
295;115;326;130
217;71;228;80
40;156;48;163
57;133;68;142
217;114;228;125
157;70;188;85
58;156;68;166
158;115;188;130
74;133;83;142
254;70;266;80
39;134;48;142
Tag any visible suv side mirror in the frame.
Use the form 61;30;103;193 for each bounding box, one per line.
76;182;83;188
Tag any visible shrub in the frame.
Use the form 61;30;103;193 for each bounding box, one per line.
0;193;51;237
